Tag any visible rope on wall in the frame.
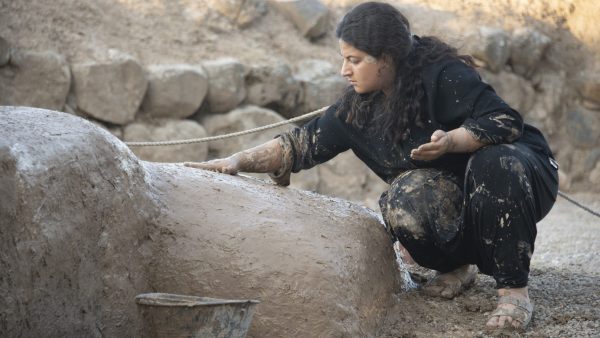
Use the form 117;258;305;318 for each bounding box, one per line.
124;106;329;147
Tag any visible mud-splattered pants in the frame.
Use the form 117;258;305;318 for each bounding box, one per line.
379;143;558;288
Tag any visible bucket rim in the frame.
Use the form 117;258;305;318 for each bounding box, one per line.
135;293;260;307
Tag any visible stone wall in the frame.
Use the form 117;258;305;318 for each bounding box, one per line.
1;0;599;207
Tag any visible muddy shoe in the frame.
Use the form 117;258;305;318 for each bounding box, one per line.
421;265;478;299
486;294;533;331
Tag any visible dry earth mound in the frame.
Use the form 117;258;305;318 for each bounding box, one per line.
0;106;400;337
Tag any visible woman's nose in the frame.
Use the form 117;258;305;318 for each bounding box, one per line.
341;61;351;77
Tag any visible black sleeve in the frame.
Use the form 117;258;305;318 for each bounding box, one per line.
432;61;524;144
276;103;351;174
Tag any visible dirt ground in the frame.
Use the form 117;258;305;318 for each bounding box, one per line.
1;0;596;70
380;193;600;337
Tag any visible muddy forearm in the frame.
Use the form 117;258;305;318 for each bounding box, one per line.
230;139;283;173
447;127;486;153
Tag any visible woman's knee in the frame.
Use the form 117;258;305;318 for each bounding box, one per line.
467;145;533;199
468;144;517;171
380;169;461;241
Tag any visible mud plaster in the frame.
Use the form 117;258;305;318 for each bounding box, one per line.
0;107;159;338
146;163;401;337
1;108;401;337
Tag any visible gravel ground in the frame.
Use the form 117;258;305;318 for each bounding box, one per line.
380;192;600;337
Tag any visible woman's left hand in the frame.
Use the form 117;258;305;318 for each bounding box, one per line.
410;130;452;161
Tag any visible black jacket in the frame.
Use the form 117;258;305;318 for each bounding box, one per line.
278;59;553;183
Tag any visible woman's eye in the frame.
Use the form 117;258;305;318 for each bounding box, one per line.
349;58;360;64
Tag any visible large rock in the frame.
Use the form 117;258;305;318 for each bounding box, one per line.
569;148;600;188
509;27;551;78
0;107;156;338
123;119;209;163
531;72;565;115
89;119;124;140
527;71;567;136
0;36;9;66
245;63;303;118
465;27;511;73
72;50;147;125
202;105;290;158
295;59;347;115
362;171;390;211
583;148;600;174
303;75;346;112
326;0;363;7
269;0;329;39
140;64;208;119
208;0;267;27
565;107;600;149
288;167;320;192
317;151;370;202
202;58;247;114
479;69;535;113
295;59;338;82
577;63;600;105
590;161;600;187
0;106;401;337
316;152;390;211
0;49;70;110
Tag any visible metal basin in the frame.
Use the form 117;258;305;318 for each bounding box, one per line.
135;293;259;338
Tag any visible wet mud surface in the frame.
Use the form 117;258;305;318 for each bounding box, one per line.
143;163;400;337
380;193;600;337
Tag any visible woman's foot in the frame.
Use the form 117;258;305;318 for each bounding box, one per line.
486;287;533;331
422;264;478;299
394;242;415;265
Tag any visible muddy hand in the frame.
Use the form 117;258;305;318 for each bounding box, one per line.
410;130;451;161
184;157;240;175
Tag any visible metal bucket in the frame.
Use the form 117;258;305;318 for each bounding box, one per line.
135;293;259;338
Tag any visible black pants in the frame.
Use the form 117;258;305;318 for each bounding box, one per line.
379;143;558;288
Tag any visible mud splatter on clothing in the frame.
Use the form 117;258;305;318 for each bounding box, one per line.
377;144;557;288
379;169;464;271
276;58;558;288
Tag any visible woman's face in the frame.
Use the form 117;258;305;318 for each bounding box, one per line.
339;40;395;95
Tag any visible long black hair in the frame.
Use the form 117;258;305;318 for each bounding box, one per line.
335;2;474;143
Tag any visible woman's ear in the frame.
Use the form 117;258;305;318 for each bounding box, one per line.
380;54;393;69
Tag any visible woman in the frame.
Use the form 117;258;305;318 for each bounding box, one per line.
185;2;558;331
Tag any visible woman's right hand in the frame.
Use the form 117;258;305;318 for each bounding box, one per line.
184;155;241;175
183;139;284;178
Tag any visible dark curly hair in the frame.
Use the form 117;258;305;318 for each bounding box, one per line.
335;2;474;143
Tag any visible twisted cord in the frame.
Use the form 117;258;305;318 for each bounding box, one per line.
557;191;600;218
124;105;599;218
124;106;328;147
